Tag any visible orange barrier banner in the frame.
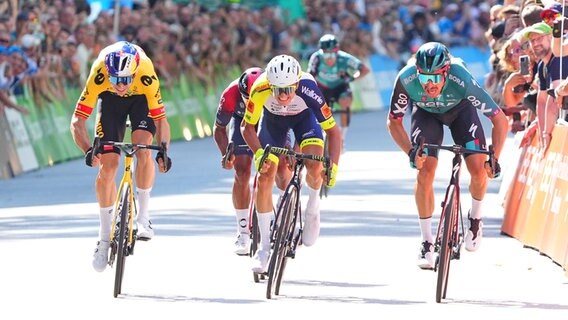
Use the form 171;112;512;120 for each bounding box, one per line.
501;136;540;239
537;126;568;264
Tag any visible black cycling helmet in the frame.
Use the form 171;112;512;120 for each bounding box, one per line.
238;67;263;98
319;34;338;50
415;42;451;74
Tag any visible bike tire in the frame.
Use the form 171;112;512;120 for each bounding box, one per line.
275;189;299;296
320;136;329;199
113;184;130;298
250;206;261;283
436;186;456;303
266;185;298;299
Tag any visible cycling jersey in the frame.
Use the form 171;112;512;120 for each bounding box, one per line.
73;44;165;121
307;50;363;89
243;72;336;130
215;78;245;127
389;58;502;119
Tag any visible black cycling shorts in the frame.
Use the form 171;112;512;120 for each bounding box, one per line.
410;100;487;158
96;92;156;154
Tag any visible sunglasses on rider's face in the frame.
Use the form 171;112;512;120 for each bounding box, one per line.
417;72;445;84
109;75;134;85
271;85;296;97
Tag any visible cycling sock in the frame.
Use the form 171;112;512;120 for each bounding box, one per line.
470;198;483;220
136;187;152;222
99;206;114;241
257;211;273;251
342;126;348;142
419;217;433;243
305;185;320;216
236;209;249;235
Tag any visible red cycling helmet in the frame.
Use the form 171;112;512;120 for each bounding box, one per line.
238;67;263;99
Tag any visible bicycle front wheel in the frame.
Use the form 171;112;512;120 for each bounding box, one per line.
436;185;457;303
114;183;131;298
320;136;329;199
266;185;298;299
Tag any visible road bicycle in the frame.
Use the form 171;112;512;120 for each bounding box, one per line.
416;138;495;303
257;145;330;299
92;137;167;298
321;98;347;199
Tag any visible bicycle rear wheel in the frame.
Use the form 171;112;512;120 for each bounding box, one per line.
113;184;131;298
436;186;457;303
266;185;298;299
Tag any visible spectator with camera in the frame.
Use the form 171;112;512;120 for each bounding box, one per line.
497;31;537;133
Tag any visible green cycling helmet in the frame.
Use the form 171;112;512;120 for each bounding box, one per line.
319;34;338;50
415;42;450;73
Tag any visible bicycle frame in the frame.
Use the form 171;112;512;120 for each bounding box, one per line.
259;145;330;299
92;138;166;298
418;140;495;303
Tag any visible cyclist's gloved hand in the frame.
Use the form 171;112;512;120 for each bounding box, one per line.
408;146;419;169
155;151;172;173
84;147;100;167
326;163;338;188
485;158;501;178
254;148;279;172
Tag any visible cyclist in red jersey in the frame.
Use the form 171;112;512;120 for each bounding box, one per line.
214;67;263;255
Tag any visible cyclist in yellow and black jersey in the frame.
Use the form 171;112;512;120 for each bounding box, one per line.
70;41;172;272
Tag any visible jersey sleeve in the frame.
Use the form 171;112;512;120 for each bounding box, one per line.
137;58;166;120
464;70;502;118
244;74;270;125
388;73;411;119
297;75;336;130
307;52;319;76
73;58;106;119
215;82;239;127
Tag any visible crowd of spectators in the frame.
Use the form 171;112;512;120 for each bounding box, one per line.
0;0;511;114
483;0;568;153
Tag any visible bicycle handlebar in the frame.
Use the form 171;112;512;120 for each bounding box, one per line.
261;144;332;184
417;137;496;172
92;139;166;157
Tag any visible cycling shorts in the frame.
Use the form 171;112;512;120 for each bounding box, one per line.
410;101;487;158
97;92;156;154
258;109;323;149
320;82;352;107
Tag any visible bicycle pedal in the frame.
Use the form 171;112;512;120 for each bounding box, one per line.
136;236;151;241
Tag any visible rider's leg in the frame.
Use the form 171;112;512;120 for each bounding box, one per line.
132;129;154;223
96;153;120;241
415;156;438;243
233;154;252;232
302;142;324;246
338;95;352;143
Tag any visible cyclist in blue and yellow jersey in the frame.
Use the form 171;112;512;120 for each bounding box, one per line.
70;41;172;272
307;34;370;147
386;42;508;270
241;54;342;274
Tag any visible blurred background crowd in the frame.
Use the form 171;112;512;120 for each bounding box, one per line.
0;0;562;131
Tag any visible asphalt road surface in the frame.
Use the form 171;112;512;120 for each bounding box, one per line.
1;109;567;319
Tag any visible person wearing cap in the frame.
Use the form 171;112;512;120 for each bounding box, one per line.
519;22;568;152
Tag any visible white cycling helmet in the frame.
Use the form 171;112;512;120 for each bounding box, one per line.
266;54;302;87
